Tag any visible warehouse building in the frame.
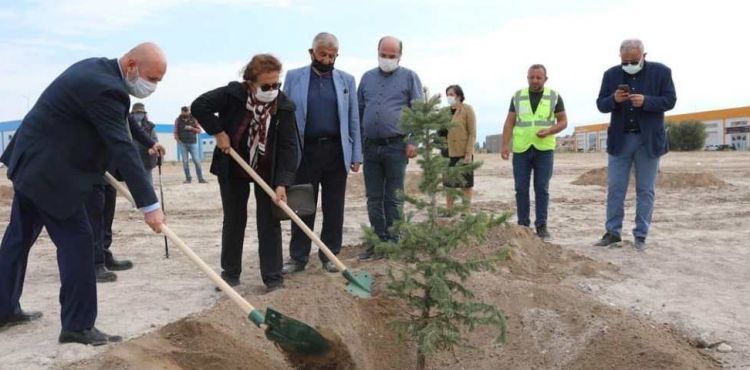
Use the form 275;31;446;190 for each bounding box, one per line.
574;106;750;152
0;120;215;162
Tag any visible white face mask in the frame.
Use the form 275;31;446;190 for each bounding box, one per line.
446;96;457;106
254;87;279;103
621;57;644;75
124;65;157;98
378;57;399;73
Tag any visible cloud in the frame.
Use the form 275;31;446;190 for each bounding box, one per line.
6;0;307;35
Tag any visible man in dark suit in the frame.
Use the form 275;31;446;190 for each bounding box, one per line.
594;39;676;251
0;42;167;346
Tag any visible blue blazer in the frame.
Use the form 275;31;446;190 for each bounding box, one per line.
0;58;157;220
596;61;677;158
283;66;362;173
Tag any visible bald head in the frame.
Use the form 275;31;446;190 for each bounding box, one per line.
378;36;402;58
120;42;167;84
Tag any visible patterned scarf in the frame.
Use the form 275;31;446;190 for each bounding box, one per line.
245;93;274;169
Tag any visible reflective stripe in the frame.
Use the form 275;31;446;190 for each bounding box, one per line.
535;120;555;127
515;121;532;127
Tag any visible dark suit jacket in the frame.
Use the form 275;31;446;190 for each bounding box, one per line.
0;57;157;219
596;61;677;158
191;81;298;187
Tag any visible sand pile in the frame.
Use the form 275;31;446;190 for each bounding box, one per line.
68;225;718;370
572;167;728;188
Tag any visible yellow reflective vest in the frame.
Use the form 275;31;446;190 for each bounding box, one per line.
512;88;558;153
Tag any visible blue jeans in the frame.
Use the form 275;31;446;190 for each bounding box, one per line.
180;142;204;181
363;141;407;242
512;147;554;228
606;133;660;238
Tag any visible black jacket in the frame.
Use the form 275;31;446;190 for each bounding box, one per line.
191;81;298;187
0;57;157;220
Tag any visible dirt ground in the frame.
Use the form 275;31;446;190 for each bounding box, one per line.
0;151;748;369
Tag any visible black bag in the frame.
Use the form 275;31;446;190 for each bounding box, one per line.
271;127;316;220
271;183;316;220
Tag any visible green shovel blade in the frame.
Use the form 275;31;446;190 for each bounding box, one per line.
343;269;373;298
264;307;331;355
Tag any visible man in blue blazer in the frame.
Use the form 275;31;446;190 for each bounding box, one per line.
0;42;167;345
281;32;362;274
594;39;676;251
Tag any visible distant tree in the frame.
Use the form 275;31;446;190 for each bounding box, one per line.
666;120;707;151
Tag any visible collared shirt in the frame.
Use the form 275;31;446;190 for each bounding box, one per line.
305;68;340;138
622;63;649;133
358;66;423;139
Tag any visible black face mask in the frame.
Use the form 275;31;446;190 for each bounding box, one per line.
311;58;334;73
309;50;334;73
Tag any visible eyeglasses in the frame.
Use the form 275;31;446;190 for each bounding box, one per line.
259;82;282;91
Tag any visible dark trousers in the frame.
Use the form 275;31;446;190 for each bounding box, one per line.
0;190;97;331
289;139;347;265
84;184;116;265
512;147;554;228
218;176;283;286
363;141;407;242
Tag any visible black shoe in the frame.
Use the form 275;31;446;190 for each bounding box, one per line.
198;179;208;184
594;232;622;247
0;310;42;329
59;327;122;346
322;261;340;273
95;265;117;283
281;260;306;275
266;280;284;293
105;256;133;271
536;226;551;242
357;246;384;261
214;274;240;292
634;237;647;251
183;178;192;184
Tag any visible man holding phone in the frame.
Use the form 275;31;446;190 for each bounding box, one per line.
594;39;676;251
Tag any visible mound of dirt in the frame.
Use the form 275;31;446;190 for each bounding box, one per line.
69;225;718;370
572;167;728;189
0;184;13;204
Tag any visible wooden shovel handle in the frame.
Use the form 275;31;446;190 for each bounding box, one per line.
103;172;256;316
226;149;347;272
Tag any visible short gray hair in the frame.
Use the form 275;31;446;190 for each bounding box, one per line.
312;32;339;50
620;39;644;53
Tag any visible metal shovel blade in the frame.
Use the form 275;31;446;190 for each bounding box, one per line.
264;307;331;355
343;270;373;298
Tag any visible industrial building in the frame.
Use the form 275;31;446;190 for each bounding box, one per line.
0;120;215;162
574;106;750;152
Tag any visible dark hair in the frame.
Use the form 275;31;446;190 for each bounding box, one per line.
242;54;282;82
180;106;189;112
528;64;547;75
445;85;465;102
378;36;403;54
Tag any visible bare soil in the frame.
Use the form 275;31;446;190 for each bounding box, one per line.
0;151;747;369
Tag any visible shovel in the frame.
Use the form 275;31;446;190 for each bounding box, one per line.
227;148;372;298
104;172;331;355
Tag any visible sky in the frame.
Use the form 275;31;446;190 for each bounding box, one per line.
1;0;748;143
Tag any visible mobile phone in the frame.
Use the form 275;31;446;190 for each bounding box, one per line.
617;84;631;92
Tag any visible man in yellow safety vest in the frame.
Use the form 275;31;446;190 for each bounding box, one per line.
501;64;568;241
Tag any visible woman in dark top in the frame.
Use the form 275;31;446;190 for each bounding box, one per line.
191;54;298;292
